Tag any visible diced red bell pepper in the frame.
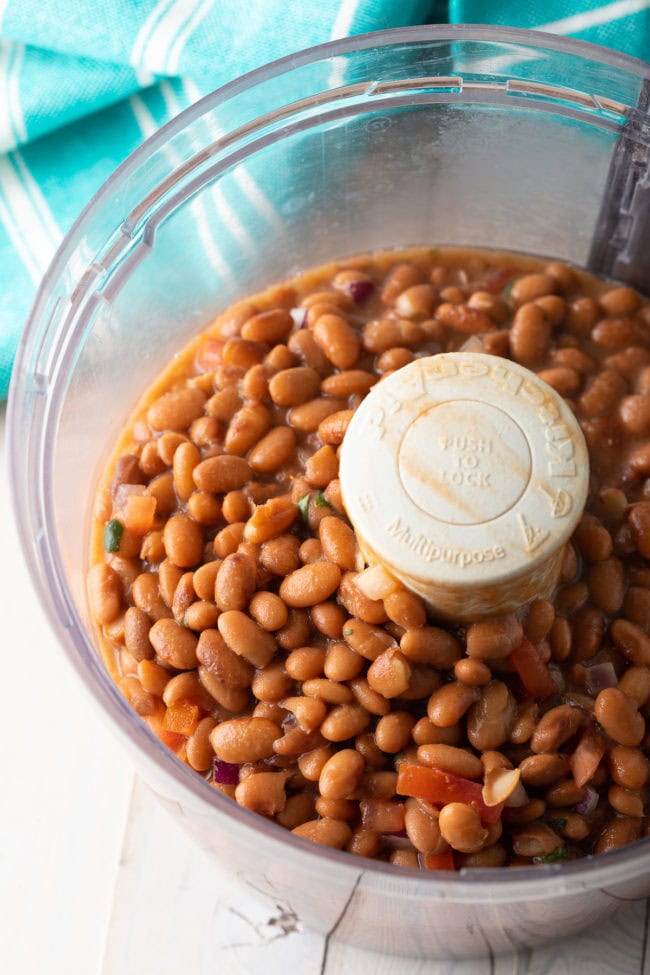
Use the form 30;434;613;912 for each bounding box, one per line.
421;848;455;871
509;637;558;700
396;764;503;824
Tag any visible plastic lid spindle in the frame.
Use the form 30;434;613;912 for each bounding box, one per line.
339;352;589;621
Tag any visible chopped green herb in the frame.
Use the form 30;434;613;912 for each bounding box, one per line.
343;628;354;637
546;818;568;833
103;518;124;553
297;494;311;522
428;246;440;257
595;721;606;733
315;489;333;509
541;845;568;864
182;616;189;628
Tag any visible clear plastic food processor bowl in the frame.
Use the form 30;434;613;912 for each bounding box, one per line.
8;25;650;959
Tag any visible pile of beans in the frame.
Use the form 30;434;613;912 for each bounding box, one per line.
89;247;650;870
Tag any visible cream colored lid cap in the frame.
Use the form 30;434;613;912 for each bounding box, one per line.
339;352;589;618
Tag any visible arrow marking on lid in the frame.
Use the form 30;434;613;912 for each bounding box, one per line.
518;513;550;553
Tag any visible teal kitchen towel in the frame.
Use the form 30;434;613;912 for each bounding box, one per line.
2;0;650;399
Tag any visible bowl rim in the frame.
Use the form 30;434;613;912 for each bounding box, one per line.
9;22;650;897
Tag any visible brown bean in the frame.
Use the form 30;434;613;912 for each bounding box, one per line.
587;558;625;614
400;627;462;668
320;704;370;742
592;316;641;350
629;503;650;559
537;366;581;396
248;426;296;473
196;628;253;688
530;704;583;754
304;444;339;487
149;618;198;670
217;610;277;668
147;386;206;431
619;666;650;708
523;599;555;644
595;688;645;747
373;711;415;754
235;771;287;816
324;641;364;682
367;649;411;698
241;308;292;344
519;753;569;787
248;591;288;632
288;397;347;432
183;601;220;631
251;659;292;703
438;803;487;853
319;749;365;799
292;818;352;849
511;273;557;305
312;314;360;369
610;618;650;666
88;563;121;625
454;658;491;687
608;746;649;790
275;608;312;650
510;303;552;365
338;572;388;624
245;496;297;545
214;552;256;613
318;409;354;446
428;683;478;728
213;522;245;557
171;441;200;502
418;744;483;779
321;369;376;398
193;455;252;493
625;587;650;633
123;606;154;660
318;516;357;571
466;615;523;660
383;591;426;630
279;561;341;608
224;402;271;455
210;716;282;763
349;677;390;716
310;601;346;639
302;678;353;705
343;619;394;661
580;371;628;421
595;816;642;854
268;366;321;407
187;491;221;525
512;823;562;858
434;303;493;334
466;681;516;751
282;648;325;684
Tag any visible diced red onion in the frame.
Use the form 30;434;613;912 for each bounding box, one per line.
585;662;618;696
458;335;486;353
354;563;400;600
345;279;375;304
575;785;599;816
290;307;307;329
213;759;240;785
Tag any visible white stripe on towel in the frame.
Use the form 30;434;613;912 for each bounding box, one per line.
0;155;58;278
536;0;650;35
166;0;214;75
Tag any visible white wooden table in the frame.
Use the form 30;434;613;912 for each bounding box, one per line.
2;400;650;975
